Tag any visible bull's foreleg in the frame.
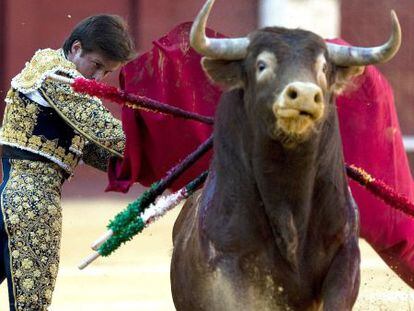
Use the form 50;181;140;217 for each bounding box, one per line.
320;236;360;311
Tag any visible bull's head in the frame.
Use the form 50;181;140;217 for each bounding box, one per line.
191;0;401;146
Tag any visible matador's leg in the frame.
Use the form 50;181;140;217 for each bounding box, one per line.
1;159;18;310
2;159;64;311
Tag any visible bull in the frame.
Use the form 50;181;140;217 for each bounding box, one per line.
171;1;401;310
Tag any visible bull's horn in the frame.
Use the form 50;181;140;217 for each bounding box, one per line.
190;0;250;60
327;10;401;66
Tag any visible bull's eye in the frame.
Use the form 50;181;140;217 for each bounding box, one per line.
257;61;267;72
255;52;276;81
322;63;328;74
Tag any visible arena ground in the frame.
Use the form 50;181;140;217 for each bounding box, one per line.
1;199;413;310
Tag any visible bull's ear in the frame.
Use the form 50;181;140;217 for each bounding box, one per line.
201;57;244;89
331;66;365;95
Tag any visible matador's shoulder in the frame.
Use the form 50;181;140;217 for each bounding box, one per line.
11;48;81;94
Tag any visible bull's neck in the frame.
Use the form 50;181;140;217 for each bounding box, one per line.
246;109;349;270
253;130;345;204
213;103;348;208
251;104;348;210
206;90;349;262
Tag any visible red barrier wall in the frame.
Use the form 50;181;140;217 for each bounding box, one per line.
341;0;414;135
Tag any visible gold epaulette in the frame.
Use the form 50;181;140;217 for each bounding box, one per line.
11;48;80;94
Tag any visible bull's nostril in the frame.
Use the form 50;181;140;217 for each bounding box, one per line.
314;93;322;104
288;89;298;100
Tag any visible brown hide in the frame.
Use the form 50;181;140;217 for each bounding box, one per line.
171;27;361;311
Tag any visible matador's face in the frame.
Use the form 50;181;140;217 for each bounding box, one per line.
67;40;123;81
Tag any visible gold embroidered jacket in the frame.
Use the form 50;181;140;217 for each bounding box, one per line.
0;48;125;175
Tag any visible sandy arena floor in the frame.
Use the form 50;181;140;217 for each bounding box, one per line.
1;199;414;310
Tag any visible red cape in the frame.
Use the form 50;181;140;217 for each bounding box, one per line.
107;23;414;288
107;23;218;192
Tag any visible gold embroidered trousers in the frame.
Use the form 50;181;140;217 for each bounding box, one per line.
0;159;64;310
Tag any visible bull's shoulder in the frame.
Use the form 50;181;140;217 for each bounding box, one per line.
172;190;203;242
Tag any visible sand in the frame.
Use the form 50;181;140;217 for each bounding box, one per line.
0;199;413;310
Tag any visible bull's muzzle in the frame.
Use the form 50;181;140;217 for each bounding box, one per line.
273;82;325;136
